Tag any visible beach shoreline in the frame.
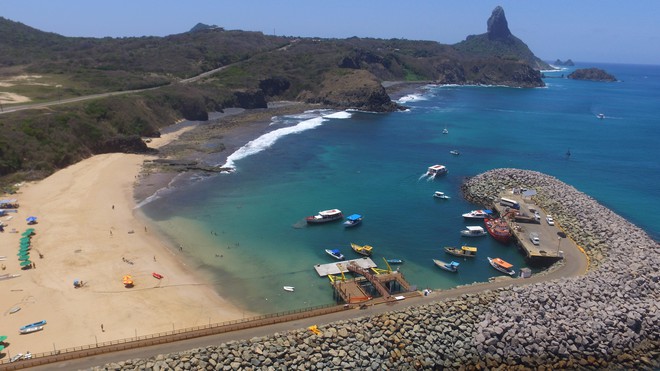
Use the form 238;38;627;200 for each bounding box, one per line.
0;125;252;357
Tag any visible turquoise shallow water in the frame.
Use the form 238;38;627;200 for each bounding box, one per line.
142;62;660;313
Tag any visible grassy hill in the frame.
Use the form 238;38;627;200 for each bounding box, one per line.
0;7;548;187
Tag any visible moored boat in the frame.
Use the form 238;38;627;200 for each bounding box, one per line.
488;257;515;276
433;259;460;272
343;213;363;227
460;225;487;237
283;286;295;292
350;242;373;256
325;248;345;260
433;191;450;199
444;245;477;258
426;164;447;177
449;150;460;155
484;217;512;243
306;209;343;224
385;258;404;264
462;209;493;219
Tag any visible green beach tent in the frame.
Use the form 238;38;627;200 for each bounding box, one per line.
20;241;31;247
19;236;31;242
19;255;31;261
18;247;30;253
17;251;30;256
0;335;7;342
20;260;32;267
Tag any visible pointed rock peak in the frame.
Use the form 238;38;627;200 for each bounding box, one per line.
487;6;512;39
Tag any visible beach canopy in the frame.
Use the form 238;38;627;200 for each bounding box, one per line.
0;335;7;342
26;216;37;222
20;236;31;242
17;251;30;256
21;231;34;237
19;255;31;261
20;260;32;266
0;344;4;352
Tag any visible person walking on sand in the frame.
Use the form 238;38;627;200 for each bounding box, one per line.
101;324;104;332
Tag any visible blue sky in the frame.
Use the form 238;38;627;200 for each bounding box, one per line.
3;0;659;65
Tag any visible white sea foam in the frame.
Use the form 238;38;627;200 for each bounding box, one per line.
397;93;428;103
222;110;352;170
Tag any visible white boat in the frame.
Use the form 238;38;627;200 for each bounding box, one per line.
306;209;343;224
325;248;345;260
433;259;459;272
449;150;460;155
433;191;450;199
462;209;493;219
597;113;605;119
19;325;43;334
460;225;487;237
488;257;516;276
442;127;449;134
426;164;447;177
283;286;295;292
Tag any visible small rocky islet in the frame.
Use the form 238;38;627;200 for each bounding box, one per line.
93;169;659;370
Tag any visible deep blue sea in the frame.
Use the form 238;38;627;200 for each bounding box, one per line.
142;62;660;314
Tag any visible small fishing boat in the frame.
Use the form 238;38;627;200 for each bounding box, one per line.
444;245;477;258
442;127;449;134
385;258;404;265
343;213;363;227
283;286;295;292
433;259;460;272
19;320;46;332
460;225;487;237
19;325;43;334
152;272;164;279
426;164;447;177
433;191;450;199
597;113;605;119
9;306;21;314
350;242;373;256
484;218;512;243
306;209;343;224
449;150;460;155
488;257;516;276
462;209;493;219
325;249;345;260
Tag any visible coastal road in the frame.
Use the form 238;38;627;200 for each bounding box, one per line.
30;243;588;370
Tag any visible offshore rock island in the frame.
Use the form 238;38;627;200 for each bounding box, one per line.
568;67;618;82
92;169;659;370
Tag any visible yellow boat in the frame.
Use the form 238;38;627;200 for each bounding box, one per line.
350;242;373;256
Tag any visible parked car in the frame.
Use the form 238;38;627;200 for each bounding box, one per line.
546;215;555;225
529;232;540;245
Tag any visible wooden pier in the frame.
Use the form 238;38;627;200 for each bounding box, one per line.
328;261;417;304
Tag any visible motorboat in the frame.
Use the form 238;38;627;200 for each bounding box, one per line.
484;218;512;243
597;113;605;119
460;225;487;237
426;164;447;177
488;257;515;276
444;246;477;258
433;191;450;199
462;209;493;219
442;127;449;134
343;213;363;227
325;248;345;260
283;286;295;292
385;258;404;264
449;150;460;155
433;259;459;272
306;209;343;224
350;242;373;256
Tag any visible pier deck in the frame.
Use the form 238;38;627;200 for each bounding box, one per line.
493;193;571;260
314;257;376;277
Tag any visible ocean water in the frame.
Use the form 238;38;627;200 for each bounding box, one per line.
141;62;660;314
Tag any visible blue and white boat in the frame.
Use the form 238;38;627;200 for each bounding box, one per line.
343;214;363;228
325;249;345;260
433;259;460;273
385;258;404;265
19;320;46;332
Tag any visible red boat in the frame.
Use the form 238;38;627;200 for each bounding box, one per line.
484;218;511;243
152;272;163;279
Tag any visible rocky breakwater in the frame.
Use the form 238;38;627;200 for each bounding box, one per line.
92;168;658;370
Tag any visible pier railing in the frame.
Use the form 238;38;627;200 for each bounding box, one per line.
0;302;346;370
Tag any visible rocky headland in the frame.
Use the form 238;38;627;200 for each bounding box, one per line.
91;169;659;370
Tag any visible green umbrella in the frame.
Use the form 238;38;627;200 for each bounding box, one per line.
0;344;4;352
17;250;30;256
19;256;31;261
18;247;30;253
19;236;31;242
0;335;7;341
20;260;32;266
20;241;31;246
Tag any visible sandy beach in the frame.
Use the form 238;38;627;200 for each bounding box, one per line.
0;127;248;357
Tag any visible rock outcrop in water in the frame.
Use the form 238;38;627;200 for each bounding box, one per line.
568;67;617;82
91;169;659;370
